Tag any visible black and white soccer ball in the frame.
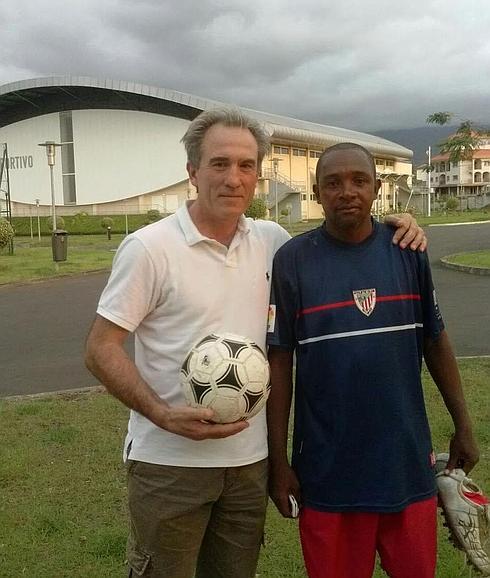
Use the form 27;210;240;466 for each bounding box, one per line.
180;333;271;424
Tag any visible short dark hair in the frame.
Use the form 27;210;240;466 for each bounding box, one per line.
181;108;270;168
315;142;376;184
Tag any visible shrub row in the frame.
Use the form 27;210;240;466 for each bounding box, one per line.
10;211;166;236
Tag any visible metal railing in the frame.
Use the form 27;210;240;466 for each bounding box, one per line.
261;168;307;192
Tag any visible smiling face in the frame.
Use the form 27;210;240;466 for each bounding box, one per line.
186;123;259;224
314;147;381;243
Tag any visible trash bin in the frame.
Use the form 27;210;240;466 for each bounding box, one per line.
52;229;68;262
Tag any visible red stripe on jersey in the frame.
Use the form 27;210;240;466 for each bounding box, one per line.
377;294;421;304
298;300;355;317
297;294;421;318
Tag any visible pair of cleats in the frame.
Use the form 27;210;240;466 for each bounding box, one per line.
435;453;490;576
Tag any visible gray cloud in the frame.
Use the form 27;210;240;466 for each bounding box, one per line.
1;0;489;131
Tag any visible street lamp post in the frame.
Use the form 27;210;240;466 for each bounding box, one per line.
38;141;62;233
38;141;64;262
35;198;41;241
272;158;281;223
426;146;432;217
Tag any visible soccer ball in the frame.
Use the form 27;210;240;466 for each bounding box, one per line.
180;333;271;424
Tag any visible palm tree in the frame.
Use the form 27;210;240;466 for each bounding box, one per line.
426;112;483;163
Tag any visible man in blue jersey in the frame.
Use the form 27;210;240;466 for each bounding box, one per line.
266;143;479;578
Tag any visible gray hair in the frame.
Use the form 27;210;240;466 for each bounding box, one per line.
181;108;270;168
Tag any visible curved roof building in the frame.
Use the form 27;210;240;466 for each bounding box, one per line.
0;76;412;220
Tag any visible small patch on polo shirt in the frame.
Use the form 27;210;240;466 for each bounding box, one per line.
267;305;276;333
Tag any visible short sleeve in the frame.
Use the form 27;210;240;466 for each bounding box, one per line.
97;235;164;332
267;245;297;349
417;251;445;340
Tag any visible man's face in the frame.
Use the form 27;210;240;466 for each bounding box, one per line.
314;149;380;241
186;124;259;221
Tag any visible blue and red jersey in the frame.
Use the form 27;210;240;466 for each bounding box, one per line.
267;221;444;512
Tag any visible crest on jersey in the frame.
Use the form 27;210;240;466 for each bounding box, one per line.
353;288;376;316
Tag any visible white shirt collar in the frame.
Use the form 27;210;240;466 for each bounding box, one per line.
176;200;250;246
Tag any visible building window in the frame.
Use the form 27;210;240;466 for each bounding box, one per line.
310;194;316;201
309;150;322;158
292;148;307;157
301;194;307;200
59;111;77;204
273;146;289;155
385;160;394;168
62;174;77;204
453;175;458;181
375;158;385;168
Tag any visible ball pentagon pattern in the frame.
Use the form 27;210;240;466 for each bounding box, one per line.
180;333;271;423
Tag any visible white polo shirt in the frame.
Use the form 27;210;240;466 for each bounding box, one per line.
97;202;290;467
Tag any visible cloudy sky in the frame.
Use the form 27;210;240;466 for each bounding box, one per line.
1;0;489;132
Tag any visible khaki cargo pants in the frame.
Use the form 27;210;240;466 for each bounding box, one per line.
126;459;268;577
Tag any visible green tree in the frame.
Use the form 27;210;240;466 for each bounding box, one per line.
245;197;267;220
47;215;65;230
426;112;483;163
445;196;459;211
146;209;161;222
0;217;14;249
101;217;114;230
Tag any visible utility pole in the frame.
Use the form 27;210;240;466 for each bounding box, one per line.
426;146;432;217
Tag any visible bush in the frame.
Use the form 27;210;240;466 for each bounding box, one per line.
0;218;14;249
446;197;459;211
146;209;161;222
47;216;65;230
101;217;114;230
245;198;267;220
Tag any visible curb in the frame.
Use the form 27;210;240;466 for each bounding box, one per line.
429;220;490;227
0;268;110;290
1;385;106;402
440;255;490;276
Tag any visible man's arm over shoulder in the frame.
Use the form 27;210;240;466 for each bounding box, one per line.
384;213;427;251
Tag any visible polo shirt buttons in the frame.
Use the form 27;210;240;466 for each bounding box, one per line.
225;254;237;267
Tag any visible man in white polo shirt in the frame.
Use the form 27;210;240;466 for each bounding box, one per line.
85;108;425;578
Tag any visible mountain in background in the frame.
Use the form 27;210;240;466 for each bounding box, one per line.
372;125;458;166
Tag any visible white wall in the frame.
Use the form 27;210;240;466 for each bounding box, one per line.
73;110;189;203
0;109;190;206
0;113;63;206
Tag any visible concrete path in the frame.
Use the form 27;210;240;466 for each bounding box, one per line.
1;222;489;397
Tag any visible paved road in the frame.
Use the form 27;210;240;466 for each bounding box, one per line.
1;222;489;397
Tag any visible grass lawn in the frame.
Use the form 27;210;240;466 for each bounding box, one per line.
444;250;490;269
1;359;488;577
1;211;489;285
417;210;490;226
0;235;124;285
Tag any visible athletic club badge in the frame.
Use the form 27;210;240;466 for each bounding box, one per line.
353;288;376;316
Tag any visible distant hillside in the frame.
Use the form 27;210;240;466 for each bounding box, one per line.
373;125;458;165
